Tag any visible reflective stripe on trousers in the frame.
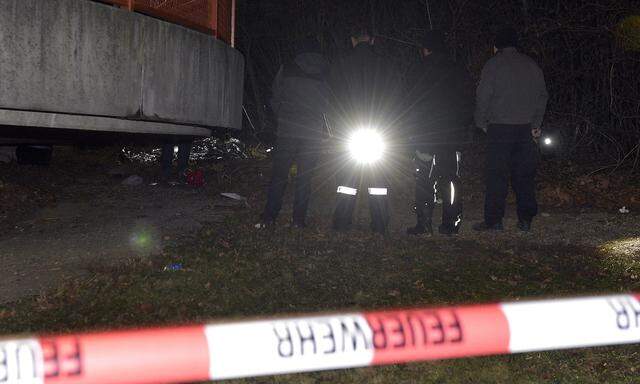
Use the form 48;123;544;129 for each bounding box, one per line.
337;186;358;196
450;182;456;206
368;188;388;196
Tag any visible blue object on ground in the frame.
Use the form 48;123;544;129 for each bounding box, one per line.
163;263;183;271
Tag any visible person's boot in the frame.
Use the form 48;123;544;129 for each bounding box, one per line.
438;223;460;236
255;213;276;230
370;221;387;235
407;220;433;236
517;219;532;232
254;221;274;230
369;211;389;235
332;195;356;232
472;221;504;232
332;208;353;232
159;170;171;185
369;196;389;234
407;200;433;236
292;218;307;229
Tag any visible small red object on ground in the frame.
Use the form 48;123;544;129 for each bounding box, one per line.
186;169;205;187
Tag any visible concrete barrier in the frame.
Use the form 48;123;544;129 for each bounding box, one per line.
0;0;245;136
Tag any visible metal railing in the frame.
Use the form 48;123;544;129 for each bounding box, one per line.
96;0;235;46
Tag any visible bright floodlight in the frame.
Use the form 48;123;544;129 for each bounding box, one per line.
544;137;553;146
348;128;385;164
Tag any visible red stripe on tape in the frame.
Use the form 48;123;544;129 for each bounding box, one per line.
41;326;210;384
365;304;509;365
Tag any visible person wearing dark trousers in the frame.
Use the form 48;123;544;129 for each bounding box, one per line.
160;140;192;183
257;37;331;228
329;22;401;234
261;138;320;228
484;124;539;228
410;148;463;236
404;30;472;236
473;27;548;232
333;161;390;234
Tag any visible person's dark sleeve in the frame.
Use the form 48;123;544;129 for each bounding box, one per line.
531;66;549;130
316;80;333;138
457;65;475;126
475;61;495;132
270;66;284;113
400;64;422;141
381;60;406;131
327;60;349;136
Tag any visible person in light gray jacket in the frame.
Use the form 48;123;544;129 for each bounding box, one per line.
473;27;548;233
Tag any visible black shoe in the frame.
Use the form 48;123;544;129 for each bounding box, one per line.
370;222;388;235
406;222;433;236
255;218;275;229
178;170;188;185
160;171;171;184
472;221;504;232
332;220;351;232
517;220;532;232
438;224;460;236
292;220;306;229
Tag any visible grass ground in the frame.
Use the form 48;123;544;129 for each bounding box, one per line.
1;145;639;383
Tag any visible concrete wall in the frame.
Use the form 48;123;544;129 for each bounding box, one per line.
0;0;244;130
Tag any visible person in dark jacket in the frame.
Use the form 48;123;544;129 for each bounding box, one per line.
329;23;401;234
405;30;473;236
473;27;548;232
257;37;332;228
160;139;192;184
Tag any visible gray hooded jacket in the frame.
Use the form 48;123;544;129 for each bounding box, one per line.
270;53;331;139
475;47;548;131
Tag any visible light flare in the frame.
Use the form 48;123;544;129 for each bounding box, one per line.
347;128;385;164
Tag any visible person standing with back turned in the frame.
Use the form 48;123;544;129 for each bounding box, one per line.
473;27;548;232
257;37;331;229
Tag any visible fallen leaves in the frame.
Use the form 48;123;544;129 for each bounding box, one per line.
0;309;15;320
538;172;638;210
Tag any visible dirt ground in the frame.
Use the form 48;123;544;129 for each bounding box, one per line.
1;146;638;306
1;144;639;383
0;147;238;303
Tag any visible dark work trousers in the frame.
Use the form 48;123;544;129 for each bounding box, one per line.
161;141;192;178
333;158;390;232
262;137;320;225
485;124;539;225
414;147;463;230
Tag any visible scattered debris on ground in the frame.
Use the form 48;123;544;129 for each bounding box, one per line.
0;142;638;383
122;174;144;186
121;137;250;164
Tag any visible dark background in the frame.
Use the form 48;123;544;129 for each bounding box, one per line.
236;0;640;170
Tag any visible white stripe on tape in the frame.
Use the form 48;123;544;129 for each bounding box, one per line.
0;339;43;384
502;295;640;353
368;188;387;196
206;314;373;380
337;186;358;196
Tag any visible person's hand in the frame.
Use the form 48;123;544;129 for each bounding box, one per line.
415;150;434;163
532;128;542;139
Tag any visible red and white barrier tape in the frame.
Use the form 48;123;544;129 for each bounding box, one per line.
1;294;639;383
